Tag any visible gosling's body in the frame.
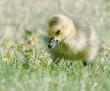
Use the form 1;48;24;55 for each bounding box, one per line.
44;14;99;66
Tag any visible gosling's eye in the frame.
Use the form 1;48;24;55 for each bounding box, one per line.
56;30;60;35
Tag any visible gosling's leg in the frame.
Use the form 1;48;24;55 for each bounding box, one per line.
82;60;89;67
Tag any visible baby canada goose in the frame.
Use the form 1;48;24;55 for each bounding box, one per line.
44;14;99;66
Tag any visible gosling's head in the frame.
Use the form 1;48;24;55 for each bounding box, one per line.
46;14;75;48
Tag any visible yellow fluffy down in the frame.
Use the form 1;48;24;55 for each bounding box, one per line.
44;14;99;66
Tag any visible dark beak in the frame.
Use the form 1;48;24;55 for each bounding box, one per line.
48;38;58;49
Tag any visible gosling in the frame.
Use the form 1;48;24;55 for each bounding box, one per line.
44;14;99;66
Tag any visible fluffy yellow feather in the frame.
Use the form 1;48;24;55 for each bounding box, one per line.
44;14;99;66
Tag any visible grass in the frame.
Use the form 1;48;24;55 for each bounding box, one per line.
0;46;110;91
0;0;110;91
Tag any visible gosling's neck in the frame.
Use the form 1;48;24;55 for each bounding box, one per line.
66;26;76;41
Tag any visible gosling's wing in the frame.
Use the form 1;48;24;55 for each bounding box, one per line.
72;17;92;45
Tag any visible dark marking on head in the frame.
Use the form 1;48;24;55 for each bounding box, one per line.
56;40;58;42
55;30;60;35
49;17;59;26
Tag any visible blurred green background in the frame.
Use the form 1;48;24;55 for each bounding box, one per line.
0;0;110;46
